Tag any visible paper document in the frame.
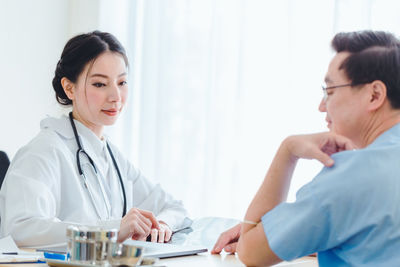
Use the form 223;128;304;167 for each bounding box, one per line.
0;235;19;253
0;235;43;263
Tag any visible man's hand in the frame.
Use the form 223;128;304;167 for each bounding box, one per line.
284;132;356;167
118;208;160;242
211;223;241;254
150;221;172;243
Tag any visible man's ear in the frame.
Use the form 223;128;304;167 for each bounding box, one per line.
367;80;387;111
61;77;75;101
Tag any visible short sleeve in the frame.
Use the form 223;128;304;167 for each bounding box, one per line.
261;149;376;261
261;181;331;261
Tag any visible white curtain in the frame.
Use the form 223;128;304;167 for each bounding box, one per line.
100;0;400;219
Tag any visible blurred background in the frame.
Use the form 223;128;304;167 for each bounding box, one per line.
1;0;400;219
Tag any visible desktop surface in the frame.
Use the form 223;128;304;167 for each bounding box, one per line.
2;254;318;267
6;217;319;267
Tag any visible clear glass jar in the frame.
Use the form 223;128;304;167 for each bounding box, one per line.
66;225;118;265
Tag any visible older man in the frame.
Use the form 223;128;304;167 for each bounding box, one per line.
212;31;400;266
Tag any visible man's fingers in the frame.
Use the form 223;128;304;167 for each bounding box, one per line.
212;234;231;253
318;134;356;166
325;134;356;152
211;224;241;254
337;135;357;150
211;237;225;254
211;246;222;254
313;148;335;167
224;242;237;254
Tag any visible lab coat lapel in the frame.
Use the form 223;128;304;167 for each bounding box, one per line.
43;115;119;219
74;122;113;219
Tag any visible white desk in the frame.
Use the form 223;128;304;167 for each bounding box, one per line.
1;254;318;267
159;253;318;267
3;217;319;266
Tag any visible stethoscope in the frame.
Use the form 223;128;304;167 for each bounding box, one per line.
69;112;127;219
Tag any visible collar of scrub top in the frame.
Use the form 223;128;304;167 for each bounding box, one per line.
68;112;127;219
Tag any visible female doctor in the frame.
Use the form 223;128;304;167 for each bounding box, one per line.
0;31;187;247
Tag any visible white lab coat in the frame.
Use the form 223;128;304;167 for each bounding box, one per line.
0;115;187;247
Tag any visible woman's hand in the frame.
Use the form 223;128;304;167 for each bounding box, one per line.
150;221;172;243
118;208;160;242
284;132;356;167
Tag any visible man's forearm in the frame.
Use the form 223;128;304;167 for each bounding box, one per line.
243;138;298;231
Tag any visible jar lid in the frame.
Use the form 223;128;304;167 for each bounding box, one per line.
66;225;118;241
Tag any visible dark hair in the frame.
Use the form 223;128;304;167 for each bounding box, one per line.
331;30;400;109
52;31;128;105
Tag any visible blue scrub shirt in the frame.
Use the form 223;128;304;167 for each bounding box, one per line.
262;123;400;266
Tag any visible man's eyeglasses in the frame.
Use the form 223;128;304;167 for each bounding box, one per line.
321;83;366;101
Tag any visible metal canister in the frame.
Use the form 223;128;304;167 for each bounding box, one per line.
66;225;118;265
108;243;143;266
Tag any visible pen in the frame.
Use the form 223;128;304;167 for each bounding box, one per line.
172;226;192;234
2;252;18;255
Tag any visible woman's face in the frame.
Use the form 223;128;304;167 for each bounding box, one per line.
69;51;128;137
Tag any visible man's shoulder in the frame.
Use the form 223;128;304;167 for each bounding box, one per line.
307;144;400;206
319;144;399;182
